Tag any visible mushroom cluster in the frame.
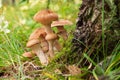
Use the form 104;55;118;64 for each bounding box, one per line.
23;9;73;66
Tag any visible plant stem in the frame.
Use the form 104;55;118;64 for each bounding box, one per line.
102;0;105;56
47;0;50;9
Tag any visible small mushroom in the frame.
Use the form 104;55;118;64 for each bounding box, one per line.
29;28;49;53
22;51;36;58
33;9;59;58
26;28;49;66
51;19;73;40
26;39;48;66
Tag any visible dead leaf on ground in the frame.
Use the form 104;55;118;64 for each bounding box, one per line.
66;65;81;75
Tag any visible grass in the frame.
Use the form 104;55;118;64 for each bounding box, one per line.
0;0;120;80
0;0;81;79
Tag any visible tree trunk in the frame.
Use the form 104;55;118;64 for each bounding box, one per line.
72;0;120;65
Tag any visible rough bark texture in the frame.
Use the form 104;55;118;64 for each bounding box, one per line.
72;0;120;64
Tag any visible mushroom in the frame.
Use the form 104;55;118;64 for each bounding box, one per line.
22;51;36;58
33;9;59;58
26;39;48;66
29;28;49;53
26;28;49;66
51;19;73;40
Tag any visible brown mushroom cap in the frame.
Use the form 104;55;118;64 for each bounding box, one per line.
29;28;46;40
27;28;49;52
45;33;58;41
51;19;73;27
33;9;58;25
27;28;46;48
26;39;40;48
22;51;36;58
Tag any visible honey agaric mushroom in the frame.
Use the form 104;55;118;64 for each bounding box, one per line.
29;28;49;53
26;28;49;66
33;9;59;58
51;19;73;40
22;51;36;58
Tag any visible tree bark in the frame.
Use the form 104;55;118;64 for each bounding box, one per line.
72;0;120;65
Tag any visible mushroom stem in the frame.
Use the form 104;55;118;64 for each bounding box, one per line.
31;44;48;66
57;30;68;40
39;35;49;53
56;26;68;40
44;24;57;59
44;25;54;34
41;40;49;53
54;40;62;51
57;26;65;32
47;40;54;58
